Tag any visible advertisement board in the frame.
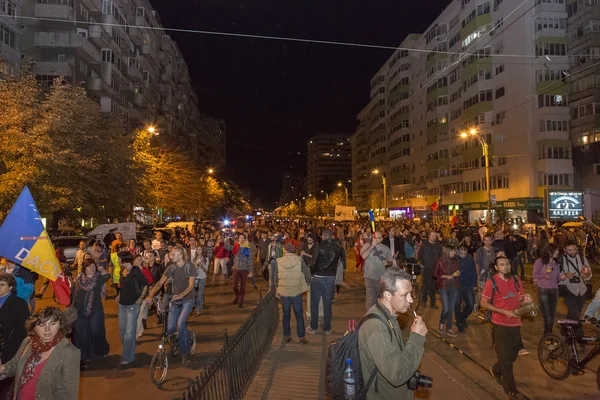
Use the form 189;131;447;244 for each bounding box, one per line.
548;191;583;221
334;205;357;221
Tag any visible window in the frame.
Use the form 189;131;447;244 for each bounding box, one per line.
540;173;571;186
495;64;504;75
2;0;17;17
491;87;504;100
136;7;144;17
101;49;113;63
538;94;567;107
76;28;87;38
535;42;567;57
79;61;87;75
0;23;16;48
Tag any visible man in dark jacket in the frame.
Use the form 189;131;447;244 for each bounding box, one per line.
417;231;442;309
455;245;477;332
382;227;404;267
306;228;342;335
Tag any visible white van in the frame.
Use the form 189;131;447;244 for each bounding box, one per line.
166;221;195;232
87;222;137;243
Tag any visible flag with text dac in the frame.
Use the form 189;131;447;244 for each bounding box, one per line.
0;186;61;281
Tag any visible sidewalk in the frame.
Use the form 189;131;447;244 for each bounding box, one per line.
245;270;507;400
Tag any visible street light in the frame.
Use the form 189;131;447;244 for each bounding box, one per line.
338;182;349;206
146;125;159;135
372;169;387;217
460;128;491;222
208;168;214;174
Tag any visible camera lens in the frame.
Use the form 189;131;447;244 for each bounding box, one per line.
417;375;433;388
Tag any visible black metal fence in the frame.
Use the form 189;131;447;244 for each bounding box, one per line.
174;289;280;400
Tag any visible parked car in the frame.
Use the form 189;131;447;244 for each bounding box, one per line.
52;236;89;264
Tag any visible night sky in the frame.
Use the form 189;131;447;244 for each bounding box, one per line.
150;0;451;207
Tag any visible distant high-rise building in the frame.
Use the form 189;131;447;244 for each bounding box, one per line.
307;133;352;196
279;171;303;206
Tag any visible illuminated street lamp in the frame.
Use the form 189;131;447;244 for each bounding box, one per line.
337;182;349;205
460;128;491;221
146;125;159;135
372;169;387;217
208;168;214;174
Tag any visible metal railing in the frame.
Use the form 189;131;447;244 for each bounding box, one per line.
174;290;280;400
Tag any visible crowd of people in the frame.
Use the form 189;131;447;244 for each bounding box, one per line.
0;216;597;399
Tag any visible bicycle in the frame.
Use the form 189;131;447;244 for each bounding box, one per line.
538;317;600;390
150;298;197;385
402;263;422;311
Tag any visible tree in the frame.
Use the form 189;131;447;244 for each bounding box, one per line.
0;72;134;223
304;197;317;217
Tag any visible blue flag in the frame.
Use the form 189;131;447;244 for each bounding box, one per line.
0;187;61;281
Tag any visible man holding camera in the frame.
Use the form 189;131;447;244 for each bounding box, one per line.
358;267;428;399
481;256;533;400
559;240;592;340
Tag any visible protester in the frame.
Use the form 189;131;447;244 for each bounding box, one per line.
0;307;80;400
482;256;533;400
532;244;560;336
455;245;477;333
358;267;427;400
433;245;460;337
71;259;110;370
417;231;442;309
273;242;311;344
361;231;393;311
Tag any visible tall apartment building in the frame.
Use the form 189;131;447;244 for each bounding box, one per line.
0;0;21;77
307;133;351;196
567;0;600;197
352;0;574;222
9;0;224;166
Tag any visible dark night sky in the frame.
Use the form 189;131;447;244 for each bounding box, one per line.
150;0;451;207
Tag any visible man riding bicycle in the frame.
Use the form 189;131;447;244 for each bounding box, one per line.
147;246;197;363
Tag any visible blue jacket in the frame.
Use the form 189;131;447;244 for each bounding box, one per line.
404;242;415;260
458;253;477;288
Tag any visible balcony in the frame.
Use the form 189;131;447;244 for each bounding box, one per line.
163;64;173;74
34;32;99;62
34;3;74;20
128;107;143;123
88;77;118;99
158;83;170;96
161;72;173;83
88;25;111;47
33;61;73;77
133;93;146;108
126;66;143;82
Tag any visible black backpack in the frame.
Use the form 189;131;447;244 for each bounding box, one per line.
325;307;393;400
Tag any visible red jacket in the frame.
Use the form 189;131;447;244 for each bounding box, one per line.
214;242;229;258
433;257;460;289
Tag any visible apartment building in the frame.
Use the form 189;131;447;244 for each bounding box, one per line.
352;0;574;222
0;0;21;77
307;133;351;196
11;0;224;166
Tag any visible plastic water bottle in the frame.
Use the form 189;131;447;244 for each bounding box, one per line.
344;359;356;400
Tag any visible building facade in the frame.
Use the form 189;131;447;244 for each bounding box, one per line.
307;133;351;196
0;0;21;77
6;0;223;166
352;0;575;222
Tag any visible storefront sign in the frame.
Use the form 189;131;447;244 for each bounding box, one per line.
462;198;543;211
548;191;583;221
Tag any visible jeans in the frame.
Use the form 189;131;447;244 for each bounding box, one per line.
421;268;436;306
118;303;140;363
584;299;600;319
281;295;305;338
232;270;249;304
455;287;475;330
563;291;586;339
310;276;335;331
510;257;524;280
439;288;459;329
492;325;521;394
305;286;324;319
538;287;558;335
167;299;194;356
195;279;206;312
364;278;381;312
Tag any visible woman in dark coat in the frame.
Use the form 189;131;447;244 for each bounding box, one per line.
0;272;30;398
71;259;110;369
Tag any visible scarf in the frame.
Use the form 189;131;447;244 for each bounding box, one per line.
19;333;64;387
77;272;99;316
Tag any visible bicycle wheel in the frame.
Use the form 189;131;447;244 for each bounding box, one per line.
538;333;571;380
150;350;168;385
188;330;197;356
411;282;421;312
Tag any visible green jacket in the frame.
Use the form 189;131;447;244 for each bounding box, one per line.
358;302;426;400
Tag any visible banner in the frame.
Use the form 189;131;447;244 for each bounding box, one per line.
334;205;356;221
0;187;61;281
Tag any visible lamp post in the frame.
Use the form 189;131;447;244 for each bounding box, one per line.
460;128;491;222
372;169;387;218
337;182;349;205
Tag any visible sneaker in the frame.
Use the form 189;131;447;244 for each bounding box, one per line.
181;356;192;364
299;337;309;344
306;327;318;335
506;392;524;400
232;298;238;305
324;330;332;335
439;324;445;334
445;329;458;338
489;366;502;386
238;303;244;308
284;336;292;343
518;349;529;356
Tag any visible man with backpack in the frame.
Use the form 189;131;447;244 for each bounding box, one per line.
481;255;533;400
358;267;427;399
